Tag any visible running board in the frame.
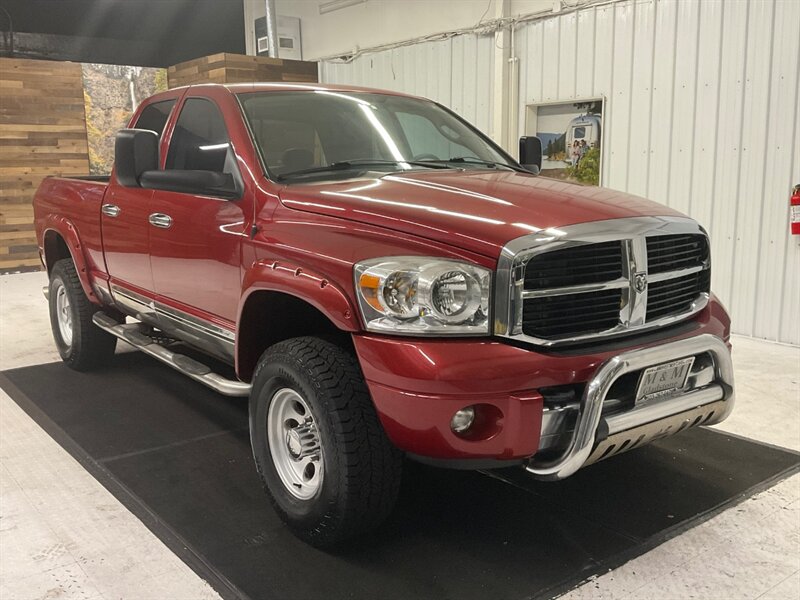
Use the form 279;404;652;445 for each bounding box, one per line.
92;312;251;397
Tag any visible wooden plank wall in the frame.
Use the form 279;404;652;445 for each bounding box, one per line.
168;52;318;88
0;58;90;272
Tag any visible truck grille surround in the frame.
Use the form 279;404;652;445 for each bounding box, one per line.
494;217;711;345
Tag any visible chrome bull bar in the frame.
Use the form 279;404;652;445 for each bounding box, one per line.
526;334;734;481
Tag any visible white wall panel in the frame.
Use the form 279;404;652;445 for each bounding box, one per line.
319;0;800;344
592;3;615;187
627;0;656;198
731;0;776;337
709;0;748;312
319;34;494;137
516;0;800;345
558;12;578;99
665;0;699;216
687;0;722;230
646;0;678;206
575;9;596;99
758;0;800;342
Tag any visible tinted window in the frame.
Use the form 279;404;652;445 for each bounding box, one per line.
134;100;175;138
573;126;586;138
249;118;326;173
238;91;512;179
166;98;233;173
395;112;471;159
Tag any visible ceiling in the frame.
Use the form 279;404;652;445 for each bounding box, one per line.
0;0;245;67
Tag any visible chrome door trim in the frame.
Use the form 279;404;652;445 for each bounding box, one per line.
101;204;121;218
110;283;158;323
156;304;236;343
156;304;236;362
148;213;173;229
109;283;236;363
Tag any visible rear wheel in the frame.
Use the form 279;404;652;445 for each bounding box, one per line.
48;258;117;371
249;336;402;547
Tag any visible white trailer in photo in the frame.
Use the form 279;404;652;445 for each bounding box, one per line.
566;114;602;151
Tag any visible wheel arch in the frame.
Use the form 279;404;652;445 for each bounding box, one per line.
42;217;98;305
236;260;361;381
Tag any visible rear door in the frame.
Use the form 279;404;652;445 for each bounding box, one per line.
147;95;248;359
103;97;177;315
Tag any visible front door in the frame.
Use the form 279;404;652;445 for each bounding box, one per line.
103;98;177;317
148;96;247;361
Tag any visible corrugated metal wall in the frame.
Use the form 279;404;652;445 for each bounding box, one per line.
319;0;800;345
319;34;496;138
516;0;800;344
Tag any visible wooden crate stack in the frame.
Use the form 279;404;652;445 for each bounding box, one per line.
0;58;90;273
167;53;318;88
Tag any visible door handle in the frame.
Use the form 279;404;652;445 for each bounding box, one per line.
148;213;173;229
101;204;121;218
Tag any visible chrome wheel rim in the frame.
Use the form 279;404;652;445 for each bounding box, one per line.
267;388;323;500
55;282;73;346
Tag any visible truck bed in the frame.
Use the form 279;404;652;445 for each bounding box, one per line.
33;175;110;275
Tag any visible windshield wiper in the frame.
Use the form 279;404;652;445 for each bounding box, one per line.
421;156;528;173
276;159;454;181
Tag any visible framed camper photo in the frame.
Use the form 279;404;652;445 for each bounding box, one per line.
524;98;605;186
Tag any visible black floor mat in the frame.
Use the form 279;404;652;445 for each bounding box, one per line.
2;353;798;600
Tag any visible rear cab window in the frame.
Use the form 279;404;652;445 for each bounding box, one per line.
133;99;176;138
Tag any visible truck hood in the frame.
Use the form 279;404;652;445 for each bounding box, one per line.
278;170;685;258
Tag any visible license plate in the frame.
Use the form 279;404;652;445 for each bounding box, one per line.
635;356;695;403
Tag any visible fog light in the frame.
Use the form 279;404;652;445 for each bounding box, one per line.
450;406;475;433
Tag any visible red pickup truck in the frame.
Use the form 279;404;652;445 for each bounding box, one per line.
34;83;734;547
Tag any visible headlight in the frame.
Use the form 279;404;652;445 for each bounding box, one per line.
354;257;491;335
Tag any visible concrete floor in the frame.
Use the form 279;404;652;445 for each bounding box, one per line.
1;271;798;599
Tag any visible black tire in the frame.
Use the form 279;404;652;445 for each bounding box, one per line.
48;258;117;371
249;336;402;547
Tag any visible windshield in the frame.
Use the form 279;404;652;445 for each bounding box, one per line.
237;90;515;180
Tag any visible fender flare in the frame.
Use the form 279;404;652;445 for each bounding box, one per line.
237;259;360;334
236;259;361;373
42;215;98;304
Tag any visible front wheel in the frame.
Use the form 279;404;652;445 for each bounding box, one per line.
249;337;402;547
48;259;116;371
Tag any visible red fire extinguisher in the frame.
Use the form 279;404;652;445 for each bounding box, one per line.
792;184;800;236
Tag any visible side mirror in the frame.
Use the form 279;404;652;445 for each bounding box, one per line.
115;129;159;187
139;169;239;199
519;136;543;174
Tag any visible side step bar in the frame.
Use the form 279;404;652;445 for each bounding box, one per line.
92;312;251;397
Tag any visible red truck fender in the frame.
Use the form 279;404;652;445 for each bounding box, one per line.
41;215;99;305
236;259;361;379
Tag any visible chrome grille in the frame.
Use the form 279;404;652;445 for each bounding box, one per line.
647;269;711;321
522;289;622;339
646;234;709;273
494;217;711;346
523;241;623;288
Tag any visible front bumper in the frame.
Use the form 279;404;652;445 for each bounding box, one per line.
353;297;733;477
527;333;733;480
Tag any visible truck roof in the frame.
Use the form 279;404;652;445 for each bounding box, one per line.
164;82;421;99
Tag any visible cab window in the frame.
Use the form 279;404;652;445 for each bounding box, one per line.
166;98;235;175
133;100;175;139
